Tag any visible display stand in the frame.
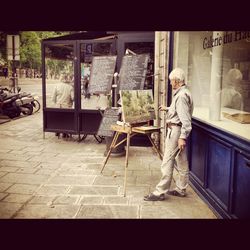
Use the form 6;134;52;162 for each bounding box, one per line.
100;123;162;197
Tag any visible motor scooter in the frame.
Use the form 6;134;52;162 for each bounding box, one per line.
15;87;41;115
0;87;21;118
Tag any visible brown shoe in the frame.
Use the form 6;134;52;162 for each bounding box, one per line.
167;190;186;197
144;193;165;201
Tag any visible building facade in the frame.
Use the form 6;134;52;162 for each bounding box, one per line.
154;31;250;218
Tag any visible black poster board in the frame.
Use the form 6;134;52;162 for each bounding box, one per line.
88;55;117;94
97;108;120;137
119;54;150;90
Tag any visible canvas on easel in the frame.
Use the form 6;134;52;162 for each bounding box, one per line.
119;89;156;125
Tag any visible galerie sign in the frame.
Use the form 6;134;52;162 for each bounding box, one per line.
203;31;250;49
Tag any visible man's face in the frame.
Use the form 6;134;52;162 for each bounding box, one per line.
170;79;179;90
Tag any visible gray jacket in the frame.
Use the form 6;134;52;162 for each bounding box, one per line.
166;85;193;139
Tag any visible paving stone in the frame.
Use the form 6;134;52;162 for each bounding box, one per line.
151;170;162;177
103;196;129;205
9;150;26;155
0;182;13;192
151;197;217;218
53;196;79;205
129;196;148;205
136;175;160;186
93;175;123;186
2;193;32;203
37;162;62;170
69;186;118;196
35;169;56;175
0;192;8;200
26;151;43;156
0;172;7;178
14;204;80;218
85;163;103;170
79;158;104;164
0;149;10;154
0;153;31;161
17;167;38;174
60;163;86;170
0;173;50;185
132;170;152;176
0;160;40;168
47;176;96;185
0;145;24;151
76;205;138;218
6;184;39;194
80;196;103;205
113;170;133;177
24;146;45;152
27;155;59;162
36;185;69;195
0;166;19;172
0;202;23;218
119;186;150;197
28;196;56;204
140;205;180;218
58;169;98;175
97;163;124;172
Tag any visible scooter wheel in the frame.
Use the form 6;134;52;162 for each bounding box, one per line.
32;100;41;113
22;104;33;115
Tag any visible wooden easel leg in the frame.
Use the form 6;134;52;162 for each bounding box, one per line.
100;132;120;173
123;132;130;197
147;135;163;160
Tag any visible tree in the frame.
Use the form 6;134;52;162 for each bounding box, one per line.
19;31;70;73
0;32;7;65
20;32;41;71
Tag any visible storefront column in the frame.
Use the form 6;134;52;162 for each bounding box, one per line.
209;31;223;121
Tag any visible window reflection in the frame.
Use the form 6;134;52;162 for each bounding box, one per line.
124;42;154;90
45;44;74;109
173;31;250;118
80;43;113;110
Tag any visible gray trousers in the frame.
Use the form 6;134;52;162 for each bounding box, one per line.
153;126;189;196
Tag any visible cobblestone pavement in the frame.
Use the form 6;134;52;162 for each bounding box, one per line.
0;84;217;219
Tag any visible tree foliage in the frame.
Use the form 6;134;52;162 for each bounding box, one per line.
0;31;69;70
20;32;41;69
20;31;69;70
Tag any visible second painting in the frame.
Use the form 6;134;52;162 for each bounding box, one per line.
120;89;156;124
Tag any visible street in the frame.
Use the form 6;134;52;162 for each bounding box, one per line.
0;78;217;218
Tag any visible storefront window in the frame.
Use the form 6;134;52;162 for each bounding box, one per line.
80;42;113;110
124;42;154;90
44;43;74;109
173;31;250;140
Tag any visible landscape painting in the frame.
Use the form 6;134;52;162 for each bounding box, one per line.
120;89;156;124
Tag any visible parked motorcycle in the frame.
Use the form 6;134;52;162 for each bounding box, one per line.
0;86;41;118
0;87;21;118
15;87;41;115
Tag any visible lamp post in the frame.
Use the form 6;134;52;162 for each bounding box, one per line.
6;33;20;93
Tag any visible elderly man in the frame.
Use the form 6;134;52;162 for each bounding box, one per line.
52;74;74;138
52;74;74;109
221;68;243;110
144;68;193;201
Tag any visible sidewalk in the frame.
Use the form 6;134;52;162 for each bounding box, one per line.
0;111;217;218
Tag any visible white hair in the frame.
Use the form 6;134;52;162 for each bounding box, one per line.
169;68;185;83
227;68;242;84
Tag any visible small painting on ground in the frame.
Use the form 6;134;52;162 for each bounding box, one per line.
120;89;156;124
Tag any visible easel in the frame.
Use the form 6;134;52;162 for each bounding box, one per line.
100;123;162;197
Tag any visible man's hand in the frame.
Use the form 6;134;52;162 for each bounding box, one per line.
178;138;186;151
159;105;168;111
